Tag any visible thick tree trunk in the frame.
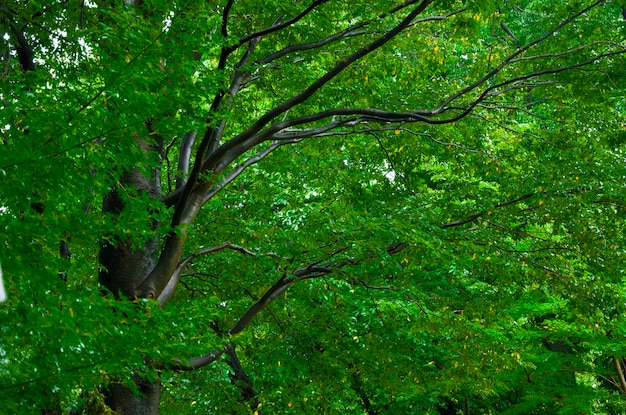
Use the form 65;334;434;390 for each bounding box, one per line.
104;379;161;415
99;166;162;297
98;143;163;413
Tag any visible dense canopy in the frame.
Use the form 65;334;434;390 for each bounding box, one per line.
1;0;625;414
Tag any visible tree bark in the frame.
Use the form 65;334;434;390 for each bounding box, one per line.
104;378;161;415
98;140;162;413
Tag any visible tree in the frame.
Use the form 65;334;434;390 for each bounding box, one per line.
1;0;625;413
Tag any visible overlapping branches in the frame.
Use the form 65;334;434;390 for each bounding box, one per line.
190;1;621;207
143;0;435;298
167;246;353;370
169;238;412;372
149;0;624;302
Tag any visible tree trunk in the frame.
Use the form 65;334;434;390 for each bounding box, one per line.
98;141;162;413
104;378;161;415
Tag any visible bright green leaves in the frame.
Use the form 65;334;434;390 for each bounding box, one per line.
2;0;626;413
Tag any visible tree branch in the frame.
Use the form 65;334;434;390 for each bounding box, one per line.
176;132;196;189
255;3;465;66
169;348;225;372
236;0;331;46
157;242;257;305
168;240;408;372
440;193;537;229
433;0;607;114
150;0;622;304
256;25;370;65
225;344;260;409
229;250;353;336
203;139;302;204
613;356;626;395
203;0;434;173
1;4;35;72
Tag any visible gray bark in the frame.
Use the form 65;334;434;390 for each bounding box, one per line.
98;142;162;414
104;379;161;415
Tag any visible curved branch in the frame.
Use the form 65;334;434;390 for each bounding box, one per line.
229;249;353;336
1;3;35;72
206;36;623;176
225;344;259;406
157;242;257;305
257;25;370;65
440;193;537;229
204;0;434;172
176;132;196;189
437;47;626;123
169;348;225;372
236;0;331;46
256;3;465;66
170;0;247;228
203;139;302;204
221;0;235;39
169;17;264;227
228;276;294;336
434;0;606;113
168;242;394;372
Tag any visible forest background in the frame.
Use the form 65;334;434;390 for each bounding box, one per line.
1;0;626;414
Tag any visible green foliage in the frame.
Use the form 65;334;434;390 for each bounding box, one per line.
1;0;626;414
